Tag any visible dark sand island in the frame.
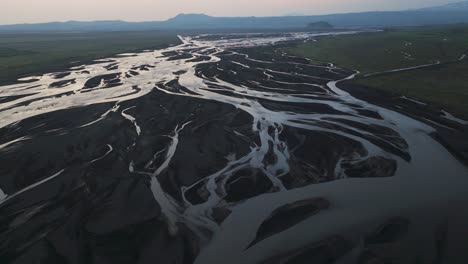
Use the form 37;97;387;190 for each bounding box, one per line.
0;29;467;264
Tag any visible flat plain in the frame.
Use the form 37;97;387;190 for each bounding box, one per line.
0;31;180;85
288;25;468;118
0;27;467;264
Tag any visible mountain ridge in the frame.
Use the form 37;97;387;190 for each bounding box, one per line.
417;1;468;11
1;2;468;32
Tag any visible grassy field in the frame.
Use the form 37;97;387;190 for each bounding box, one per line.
288;25;468;118
353;60;468;119
289;25;468;73
0;31;180;84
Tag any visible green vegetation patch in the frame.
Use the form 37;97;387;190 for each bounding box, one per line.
0;47;36;58
287;25;468;118
288;25;468;74
351;60;468;119
0;31;180;84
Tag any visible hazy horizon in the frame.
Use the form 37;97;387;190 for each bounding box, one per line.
1;0;462;25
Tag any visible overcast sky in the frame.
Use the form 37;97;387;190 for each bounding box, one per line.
1;0;460;25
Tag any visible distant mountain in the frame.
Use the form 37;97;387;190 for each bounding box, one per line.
167;13;213;23
284;13;308;17
0;20;143;32
1;2;468;32
158;11;468;30
417;1;468;11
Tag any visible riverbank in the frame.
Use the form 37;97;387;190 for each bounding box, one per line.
349;59;468;119
338;80;468;166
287;24;468;119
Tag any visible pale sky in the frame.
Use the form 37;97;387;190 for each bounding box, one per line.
1;0;459;25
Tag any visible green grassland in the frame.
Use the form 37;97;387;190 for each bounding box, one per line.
0;31;180;84
288;25;468;118
289;25;468;73
353;60;468;119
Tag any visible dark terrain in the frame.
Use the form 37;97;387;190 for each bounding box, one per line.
0;32;467;264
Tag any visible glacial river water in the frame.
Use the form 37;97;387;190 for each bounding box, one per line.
0;32;467;263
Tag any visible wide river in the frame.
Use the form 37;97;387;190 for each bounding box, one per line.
0;32;467;264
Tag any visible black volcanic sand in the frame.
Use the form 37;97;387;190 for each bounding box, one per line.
0;33;467;264
0;85;259;261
